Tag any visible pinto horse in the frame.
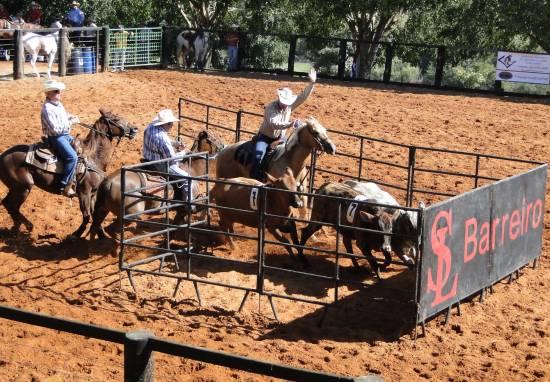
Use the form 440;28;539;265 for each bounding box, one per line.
0;109;138;239
176;29;210;71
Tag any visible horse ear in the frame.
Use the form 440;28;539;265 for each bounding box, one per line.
99;108;112;117
265;173;277;184
359;210;376;224
199;130;207;139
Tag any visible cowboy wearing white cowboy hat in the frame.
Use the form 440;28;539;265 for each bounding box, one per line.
142;109;195;201
66;1;84;28
41;79;80;197
250;67;317;181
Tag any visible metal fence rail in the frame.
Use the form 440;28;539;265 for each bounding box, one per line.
108;27;161;70
0;304;371;382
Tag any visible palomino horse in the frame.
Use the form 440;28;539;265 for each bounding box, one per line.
176;30;210;71
215;117;336;214
0;109;138;238
89;130;225;239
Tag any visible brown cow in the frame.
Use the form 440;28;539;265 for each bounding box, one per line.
209;167;303;258
298;182;396;281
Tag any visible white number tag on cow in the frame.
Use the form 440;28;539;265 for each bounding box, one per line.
346;194;368;223
250;187;259;211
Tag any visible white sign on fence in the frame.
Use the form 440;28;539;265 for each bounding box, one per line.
495;51;550;85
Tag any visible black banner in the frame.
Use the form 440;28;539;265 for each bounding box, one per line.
417;164;547;322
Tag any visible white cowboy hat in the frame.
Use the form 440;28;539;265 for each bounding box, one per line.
70;1;80;6
43;79;66;93
152;109;179;126
277;87;297;106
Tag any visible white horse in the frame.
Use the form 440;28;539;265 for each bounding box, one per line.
176;30;210;71
22;29;72;79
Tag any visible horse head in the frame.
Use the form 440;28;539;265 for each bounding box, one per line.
265;167;302;208
298;117;336;155
192;129;225;154
98;108;138;140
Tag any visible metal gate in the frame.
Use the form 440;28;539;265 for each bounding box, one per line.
109;27;161;69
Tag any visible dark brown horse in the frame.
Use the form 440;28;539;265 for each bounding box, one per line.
0;109;138;239
89;130;225;240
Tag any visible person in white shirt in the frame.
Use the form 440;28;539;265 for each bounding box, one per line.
250;68;316;180
40;80;80;197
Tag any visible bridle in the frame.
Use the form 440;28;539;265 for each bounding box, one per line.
77;116;129;141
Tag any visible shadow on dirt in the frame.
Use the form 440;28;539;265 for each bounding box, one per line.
260;269;417;344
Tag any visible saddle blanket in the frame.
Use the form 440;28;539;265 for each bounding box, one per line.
136;172;175;199
25;143;85;175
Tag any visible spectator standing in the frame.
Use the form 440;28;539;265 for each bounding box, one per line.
112;25;132;72
26;2;42;25
0;4;10;20
10;12;25;24
65;1;85;27
226;25;240;71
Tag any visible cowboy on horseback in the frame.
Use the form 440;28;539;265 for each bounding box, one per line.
141;109;195;203
41;79;80;197
250;68;317;181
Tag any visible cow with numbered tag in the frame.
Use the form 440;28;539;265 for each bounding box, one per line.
298;182;397;281
209;167;302;259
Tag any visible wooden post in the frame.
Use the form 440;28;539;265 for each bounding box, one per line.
124;330;154;382
161;25;170;69
102;26;110;72
337;39;347;80
13;29;24;80
58;28;67;76
383;43;394;83
434;45;446;87
287;35;297;75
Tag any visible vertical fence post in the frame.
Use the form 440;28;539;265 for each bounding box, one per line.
406;146;417;207
337;39;347;80
124;330;154;382
102;26;110;72
236;110;242;143
58;28;67;77
357;138;364;180
287;35;297;76
161;25;170;69
177;98;182;138
434;46;445;88
13;29;24;80
307;150;317;207
474;154;480;188
494;80;503;95
383;43;394;83
119;167;126;270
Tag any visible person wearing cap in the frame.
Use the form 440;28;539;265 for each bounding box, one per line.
250;67;317;181
41;80;81;197
142;109;194;201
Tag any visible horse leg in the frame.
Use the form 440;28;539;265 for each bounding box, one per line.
46;51;54;79
70;191;92;239
1;187;33;234
31;52;39;77
90;201;111;240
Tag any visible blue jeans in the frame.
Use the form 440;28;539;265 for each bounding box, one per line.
48;134;77;187
227;45;238;70
250;134;277;181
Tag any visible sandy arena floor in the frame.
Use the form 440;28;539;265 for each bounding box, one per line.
0;68;548;381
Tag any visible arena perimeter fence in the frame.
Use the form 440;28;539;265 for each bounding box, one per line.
0;304;373;382
1;26;160;79
128;97;547;335
161;26;550;98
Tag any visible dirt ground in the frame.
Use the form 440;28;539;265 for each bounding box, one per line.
0;68;549;382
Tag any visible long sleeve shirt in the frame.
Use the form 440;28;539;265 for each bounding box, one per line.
66;8;84;27
258;82;314;139
41;99;72;137
142;124;190;178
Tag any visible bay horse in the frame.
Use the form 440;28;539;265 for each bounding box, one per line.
0;109;138;239
89;130;225;240
215;117;336;216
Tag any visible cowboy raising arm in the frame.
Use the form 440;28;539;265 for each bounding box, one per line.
258;68;316;138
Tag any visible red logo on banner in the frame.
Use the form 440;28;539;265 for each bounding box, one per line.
427;210;458;307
